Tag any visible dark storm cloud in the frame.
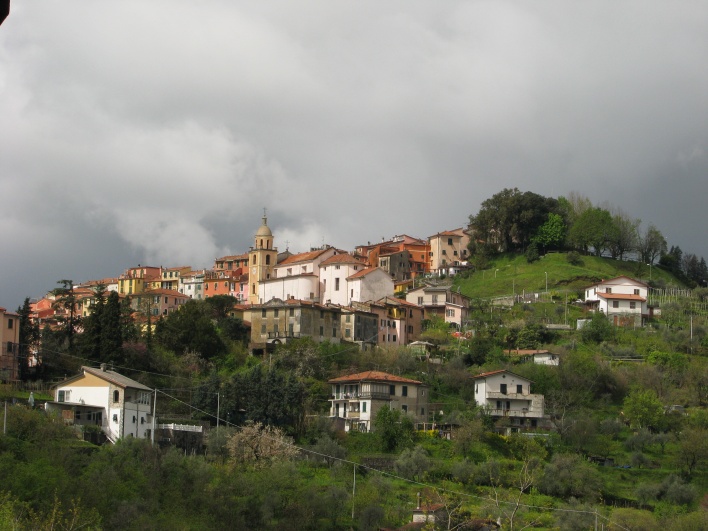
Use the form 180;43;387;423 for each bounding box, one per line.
1;1;706;308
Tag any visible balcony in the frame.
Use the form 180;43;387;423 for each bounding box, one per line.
486;407;544;419
267;331;301;340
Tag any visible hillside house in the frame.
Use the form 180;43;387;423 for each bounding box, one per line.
0;307;19;382
328;370;428;432
583;276;648;326
46;365;154;443
471;370;544;431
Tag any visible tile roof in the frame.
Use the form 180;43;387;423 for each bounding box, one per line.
320;253;366;266
347;267;381;279
470;369;532;382
596;293;646;301
54;366;153;391
328;370;423;385
278;248;332;265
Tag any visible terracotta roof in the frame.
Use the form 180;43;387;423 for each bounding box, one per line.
596;293;646;301
584;276;648;290
470;369;532;382
278;248;332;265
139;289;189;297
320;253;366;266
328;370;423;385
216;253;248;261
507;349;551;356
347;267;381;280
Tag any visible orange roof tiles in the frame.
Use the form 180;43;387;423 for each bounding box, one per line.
328;370;422;385
596;293;646;301
320;253;365;266
278;248;331;265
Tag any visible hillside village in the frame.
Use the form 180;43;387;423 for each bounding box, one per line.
1;191;708;530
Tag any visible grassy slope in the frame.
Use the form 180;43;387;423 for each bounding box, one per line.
452;252;684;299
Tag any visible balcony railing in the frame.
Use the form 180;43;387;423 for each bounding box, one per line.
331;392;391;401
266;331;301;339
486;408;544;418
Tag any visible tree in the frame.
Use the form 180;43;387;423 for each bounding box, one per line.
580;312;614;343
52;279;81;351
538;453;602;501
638;224;667;265
568;207;615;256
17;297;39;381
154;299;225;359
674;428;708;477
101;291;123;362
608;209;639;261
373;405;414;452
469;188;560;254
394;445;431;481
226;422;300;468
533;212;567;252
623;388;663;430
77;284;106;361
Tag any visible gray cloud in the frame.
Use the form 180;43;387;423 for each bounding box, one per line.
1;1;707;308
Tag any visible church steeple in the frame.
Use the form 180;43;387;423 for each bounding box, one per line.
249;209;277;304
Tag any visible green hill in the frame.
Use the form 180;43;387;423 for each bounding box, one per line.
452;252;686;300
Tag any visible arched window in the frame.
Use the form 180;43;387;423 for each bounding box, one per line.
266;255;271;265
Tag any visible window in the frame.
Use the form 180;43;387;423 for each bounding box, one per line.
606;288;612;293
362;402;367;413
402;405;408;413
320;311;325;318
58;390;68;402
273;323;279;334
261;324;266;333
500;384;507;395
266;255;271;265
7;318;12;329
517;384;523;394
274;309;279;317
447;238;453;245
402;386;408;397
613;301;619;308
345;329;351;338
289;308;294;317
113;390;120;403
417;297;423;305
634;289;640;295
421;408;425;416
333;327;337;337
262;309;267;317
392;335;397;342
389;385;395;395
335;278;340;291
630;301;636;309
289;323;294;335
319;326;324;336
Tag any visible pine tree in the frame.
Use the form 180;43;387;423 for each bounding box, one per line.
101;291;123;362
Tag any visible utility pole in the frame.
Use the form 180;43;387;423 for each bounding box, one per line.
151;389;157;445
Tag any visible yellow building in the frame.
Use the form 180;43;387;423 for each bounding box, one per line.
248;214;278;304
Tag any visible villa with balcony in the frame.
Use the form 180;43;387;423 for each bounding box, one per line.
470;370;545;431
328;370;428;433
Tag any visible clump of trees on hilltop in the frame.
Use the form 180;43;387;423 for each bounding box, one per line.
468;188;707;287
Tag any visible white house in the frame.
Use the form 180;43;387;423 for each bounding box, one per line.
507;349;560;366
583;276;648;326
471;370;544;429
46;364;154;443
319;253;369;305
259;247;338;303
328;370;428;432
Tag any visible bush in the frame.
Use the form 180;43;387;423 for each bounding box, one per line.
525;242;540;263
566;251;583;266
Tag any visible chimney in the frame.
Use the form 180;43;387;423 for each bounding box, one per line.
100;363;107;372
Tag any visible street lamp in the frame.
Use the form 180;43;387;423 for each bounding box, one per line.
647;263;652;280
495;269;499;279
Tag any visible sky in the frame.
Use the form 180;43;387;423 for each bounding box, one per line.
1;1;707;310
